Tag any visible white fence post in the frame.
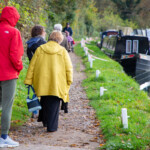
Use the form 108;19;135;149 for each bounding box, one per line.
100;87;107;96
121;108;129;129
96;70;100;78
90;59;93;68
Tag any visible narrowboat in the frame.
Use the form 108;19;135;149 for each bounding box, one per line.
100;32;150;89
99;30;118;49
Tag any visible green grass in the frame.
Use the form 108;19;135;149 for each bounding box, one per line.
7;58;30;126
74;41;150;150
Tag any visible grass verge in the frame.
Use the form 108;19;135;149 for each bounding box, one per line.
74;41;150;150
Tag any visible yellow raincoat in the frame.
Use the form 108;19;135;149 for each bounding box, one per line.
24;41;73;102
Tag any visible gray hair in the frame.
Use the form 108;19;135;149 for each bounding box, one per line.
54;24;63;31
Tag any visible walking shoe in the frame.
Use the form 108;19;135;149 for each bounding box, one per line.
0;136;19;147
0;138;8;147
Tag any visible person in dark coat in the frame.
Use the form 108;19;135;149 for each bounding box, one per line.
63;23;73;36
26;25;46;118
27;25;46;61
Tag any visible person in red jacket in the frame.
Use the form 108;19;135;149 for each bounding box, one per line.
0;6;24;147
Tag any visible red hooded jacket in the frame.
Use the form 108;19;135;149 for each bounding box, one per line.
0;6;24;81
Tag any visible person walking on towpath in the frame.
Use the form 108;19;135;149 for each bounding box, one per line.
0;6;24;148
26;25;46;118
53;24;69;113
24;30;73;132
54;24;69;52
63;22;73;36
26;25;46;61
63;23;74;52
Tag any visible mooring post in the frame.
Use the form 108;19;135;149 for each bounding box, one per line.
96;70;101;78
121;108;128;129
88;54;91;62
90;58;93;68
85;49;88;56
100;87;107;96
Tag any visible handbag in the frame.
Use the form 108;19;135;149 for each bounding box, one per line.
26;85;42;112
73;40;75;45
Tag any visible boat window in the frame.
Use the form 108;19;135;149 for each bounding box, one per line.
126;40;132;53
133;40;139;53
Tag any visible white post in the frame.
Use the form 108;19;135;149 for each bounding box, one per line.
85;49;88;56
96;70;101;78
88;54;91;62
83;47;86;52
121;108;128;129
90;59;93;68
81;42;83;47
100;87;107;96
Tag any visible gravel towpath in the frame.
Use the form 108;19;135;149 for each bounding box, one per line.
3;52;103;150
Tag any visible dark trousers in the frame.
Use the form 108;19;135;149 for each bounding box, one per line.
38;96;60;132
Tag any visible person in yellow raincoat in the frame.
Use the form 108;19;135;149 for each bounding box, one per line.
24;30;73;132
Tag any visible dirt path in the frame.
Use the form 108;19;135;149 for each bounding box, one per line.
4;52;103;150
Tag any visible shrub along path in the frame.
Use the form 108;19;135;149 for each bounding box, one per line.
4;52;103;150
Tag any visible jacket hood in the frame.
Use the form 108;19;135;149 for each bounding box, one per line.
40;41;62;54
26;36;43;48
0;6;20;27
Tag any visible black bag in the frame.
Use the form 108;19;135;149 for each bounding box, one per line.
26;86;42;112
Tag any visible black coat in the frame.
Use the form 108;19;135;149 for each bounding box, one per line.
26;36;46;61
63;27;73;36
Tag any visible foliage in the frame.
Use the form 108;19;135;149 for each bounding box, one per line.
74;42;150;150
133;0;150;28
1;0;150;39
95;0;150;29
0;0;100;39
111;0;141;20
72;0;99;38
98;9;138;32
0;0;48;48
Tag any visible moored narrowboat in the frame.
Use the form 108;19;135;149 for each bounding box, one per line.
100;33;150;88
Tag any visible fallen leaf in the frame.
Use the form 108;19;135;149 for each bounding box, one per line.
121;140;125;144
82;142;89;145
90;138;97;142
70;144;77;147
100;144;104;147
